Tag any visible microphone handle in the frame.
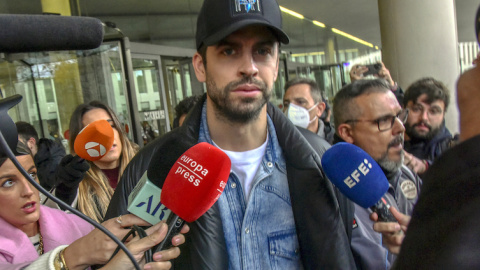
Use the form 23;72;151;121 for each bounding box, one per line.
370;197;397;222
153;213;185;253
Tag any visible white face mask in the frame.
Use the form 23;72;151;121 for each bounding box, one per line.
286;103;318;129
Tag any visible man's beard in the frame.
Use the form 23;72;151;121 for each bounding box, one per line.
377;134;405;174
206;75;271;124
405;121;441;140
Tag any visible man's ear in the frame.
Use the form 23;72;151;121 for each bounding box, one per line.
192;52;206;83
316;102;326;118
26;137;36;152
337;123;355;144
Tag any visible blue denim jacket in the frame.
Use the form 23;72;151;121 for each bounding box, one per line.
198;104;303;270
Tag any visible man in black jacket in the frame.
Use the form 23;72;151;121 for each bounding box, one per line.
105;0;354;269
402;77;457;175
16;121;66;190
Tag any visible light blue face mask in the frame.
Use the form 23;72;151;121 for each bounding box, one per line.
286;103;318;129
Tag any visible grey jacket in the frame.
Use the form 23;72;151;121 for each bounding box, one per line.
351;165;422;269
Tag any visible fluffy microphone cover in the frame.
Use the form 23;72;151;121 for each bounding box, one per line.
0;14;104;53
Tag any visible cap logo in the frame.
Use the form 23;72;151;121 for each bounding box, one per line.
234;0;261;14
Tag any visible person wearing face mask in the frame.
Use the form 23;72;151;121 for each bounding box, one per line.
283;77;335;144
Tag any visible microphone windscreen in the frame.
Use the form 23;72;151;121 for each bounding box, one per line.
147;138;196;186
0;14;104;53
160;142;231;222
0;95;23;158
321;142;389;208
74;119;114;161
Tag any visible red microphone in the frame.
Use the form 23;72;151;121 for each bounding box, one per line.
153;142;231;252
73;119;114;161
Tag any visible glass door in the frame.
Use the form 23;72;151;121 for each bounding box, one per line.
131;54;169;145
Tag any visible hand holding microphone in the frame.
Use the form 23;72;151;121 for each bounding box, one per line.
54;119;114;205
370;207;410;255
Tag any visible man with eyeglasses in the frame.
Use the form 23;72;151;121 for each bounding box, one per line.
402;77;458;175
332;79;422;269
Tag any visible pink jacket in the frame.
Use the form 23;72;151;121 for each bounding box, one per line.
0;205;94;268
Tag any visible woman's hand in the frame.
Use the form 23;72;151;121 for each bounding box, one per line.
63;214;151;269
103;221;190;270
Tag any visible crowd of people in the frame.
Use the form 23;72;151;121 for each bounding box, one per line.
0;0;478;269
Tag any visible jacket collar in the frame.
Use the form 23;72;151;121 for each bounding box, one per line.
181;94;318;170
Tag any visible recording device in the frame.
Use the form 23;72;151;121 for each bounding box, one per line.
321;142;396;222
151;142;231;252
0;14;103;53
73;119;114;161
363;63;382;76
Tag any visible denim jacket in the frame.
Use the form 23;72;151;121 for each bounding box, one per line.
198;104;302;270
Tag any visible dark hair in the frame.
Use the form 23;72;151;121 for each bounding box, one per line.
403;77;450;111
284;77;323;103
197;36;281;69
173;95;202;128
198;44;207;67
333;79;391;128
15;121;39;145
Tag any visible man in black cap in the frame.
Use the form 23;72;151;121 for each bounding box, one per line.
106;0;354;269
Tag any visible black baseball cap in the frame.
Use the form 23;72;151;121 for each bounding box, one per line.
196;0;290;50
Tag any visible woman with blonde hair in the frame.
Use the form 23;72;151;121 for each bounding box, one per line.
55;101;138;222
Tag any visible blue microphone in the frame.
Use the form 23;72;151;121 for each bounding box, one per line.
321;142;396;222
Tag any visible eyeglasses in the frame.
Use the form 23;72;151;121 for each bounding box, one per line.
345;109;409;132
409;104;443;117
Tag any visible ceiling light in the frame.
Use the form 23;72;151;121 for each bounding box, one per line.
332;28;373;48
312;20;325;28
279;6;304;19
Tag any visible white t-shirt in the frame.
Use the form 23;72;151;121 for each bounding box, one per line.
215;137;268;200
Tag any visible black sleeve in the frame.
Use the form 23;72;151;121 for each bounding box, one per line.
394;135;480;269
55;182;79;208
34;139;66;190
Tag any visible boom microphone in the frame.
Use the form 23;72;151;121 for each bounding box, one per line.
152;142;231;252
73;119;114;161
321;142;396;222
0;14;103;53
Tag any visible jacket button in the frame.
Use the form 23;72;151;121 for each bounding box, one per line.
267;162;273;167
245;228;250;234
231;183;237;188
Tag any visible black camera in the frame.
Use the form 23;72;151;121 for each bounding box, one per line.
363;63;382;76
